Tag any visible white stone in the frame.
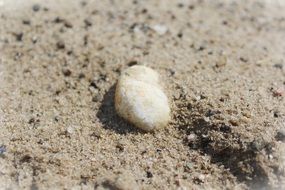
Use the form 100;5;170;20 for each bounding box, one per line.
115;65;170;131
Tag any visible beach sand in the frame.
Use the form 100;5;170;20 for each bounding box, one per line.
0;0;285;189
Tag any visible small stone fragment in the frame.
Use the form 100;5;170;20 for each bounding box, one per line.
66;126;75;134
151;24;168;35
56;41;65;49
146;171;153;178
273;63;283;69
84;19;92;28
276;128;285;142
14;32;23;42
0;145;6;155
32;4;41;12
273;86;285;97
22;20;31;25
62;68;72;76
229;119;239;126
177;32;183;38
115;65;171;131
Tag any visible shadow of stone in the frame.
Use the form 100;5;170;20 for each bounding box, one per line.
186;118;269;189
96;84;144;134
176;100;270;189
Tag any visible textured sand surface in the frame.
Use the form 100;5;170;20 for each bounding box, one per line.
0;0;285;189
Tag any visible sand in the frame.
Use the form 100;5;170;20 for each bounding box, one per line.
0;0;285;189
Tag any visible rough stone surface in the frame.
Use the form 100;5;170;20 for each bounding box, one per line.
115;66;170;131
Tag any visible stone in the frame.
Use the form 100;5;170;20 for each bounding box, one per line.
115;65;170;131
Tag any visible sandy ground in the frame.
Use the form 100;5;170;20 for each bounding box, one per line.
0;0;285;189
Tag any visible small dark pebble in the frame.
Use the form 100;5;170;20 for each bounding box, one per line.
14;52;22;60
275;130;285;142
128;60;138;66
146;171;153;178
177;32;183;38
62;68;72;76
14;32;23;41
0;145;6;155
141;8;148;14
78;73;85;79
90;81;98;89
24;69;30;73
229;119;239;126
32;4;41;12
116;144;124;152
273;63;283;69
20;155;32;163
54;116;59;122
53;17;62;23
240;57;248;62
91;10;99;15
273;111;279;118
22;20;31;25
222;20;228;25
198;46;205;51
84;19;92;28
28;118;35;124
83;35;88;46
114;67;121;74
200;94;207;99
55;90;61;95
188;5;195;10
168;69;175;76
67;51;73;55
53;17;73;28
129;23;138;31
56;41;65;49
156;149;162;153
64;21;73;28
143;51;149;55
